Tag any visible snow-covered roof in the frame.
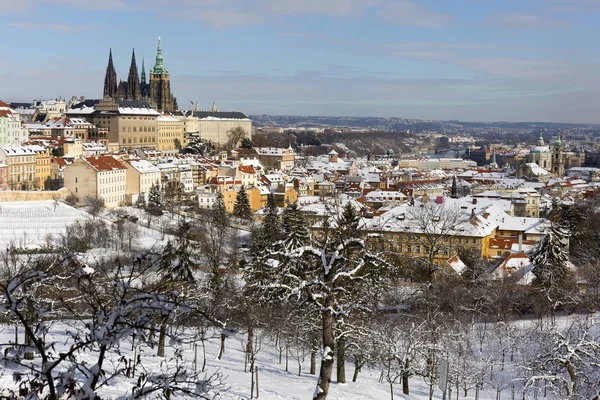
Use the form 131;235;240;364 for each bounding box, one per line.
0;146;36;156
525;163;550;176
126;159;160;174
446;255;467;275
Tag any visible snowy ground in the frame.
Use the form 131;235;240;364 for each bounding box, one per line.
0;201;92;249
0;320;553;400
0;201;171;250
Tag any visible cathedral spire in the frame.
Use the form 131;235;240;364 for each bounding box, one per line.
103;48;118;99
152;36;168;75
126;48;141;100
140;57;148;98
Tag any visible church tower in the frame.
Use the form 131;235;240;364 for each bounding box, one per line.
126;49;141;100
553;134;564;177
149;36;178;112
140;57;149;98
103;49;118;99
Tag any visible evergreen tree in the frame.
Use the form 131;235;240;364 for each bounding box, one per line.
147;183;164;216
135;193;147;209
158;220;195;282
281;202;310;250
530;217;570;289
233;186;252;221
250;193;282;256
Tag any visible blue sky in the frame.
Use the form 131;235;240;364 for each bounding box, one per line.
1;0;600;122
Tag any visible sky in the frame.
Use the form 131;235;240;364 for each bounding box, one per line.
1;0;600;123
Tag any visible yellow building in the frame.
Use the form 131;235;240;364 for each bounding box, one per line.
29;145;52;190
256;147;296;172
122;158;161;203
63;155;127;208
157;115;185;153
0;146;37;190
363;202;548;265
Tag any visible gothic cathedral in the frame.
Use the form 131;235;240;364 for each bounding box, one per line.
102;37;178;112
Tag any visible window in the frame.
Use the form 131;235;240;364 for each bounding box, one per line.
407;245;412;253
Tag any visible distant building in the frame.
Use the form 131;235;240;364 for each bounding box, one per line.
63;156;127;208
0;146;37;190
0;100;28;146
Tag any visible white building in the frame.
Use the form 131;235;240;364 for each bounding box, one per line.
0;100;28;146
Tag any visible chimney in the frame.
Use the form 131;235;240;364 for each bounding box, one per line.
518;233;523;253
471;208;475;218
472;198;477;204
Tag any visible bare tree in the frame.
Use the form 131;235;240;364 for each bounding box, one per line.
226;126;248;150
404;202;464;281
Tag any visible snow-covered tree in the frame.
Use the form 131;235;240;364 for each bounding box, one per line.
245;202;387;400
147;183;164;216
233;186;252;221
250;193;282;257
135;193;147;209
0;252;220;399
530;223;570;289
521;317;600;399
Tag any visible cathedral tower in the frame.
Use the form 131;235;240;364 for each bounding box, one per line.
149;36;178;112
140;57;149;98
126;49;141;100
103;49;118;99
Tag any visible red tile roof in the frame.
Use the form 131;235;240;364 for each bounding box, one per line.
0;100;11;108
85;156;125;172
238;165;256;174
490;237;536;250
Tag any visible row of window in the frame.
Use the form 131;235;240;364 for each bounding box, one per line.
122;126;156;133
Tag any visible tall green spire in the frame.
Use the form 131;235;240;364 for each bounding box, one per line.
151;36;169;75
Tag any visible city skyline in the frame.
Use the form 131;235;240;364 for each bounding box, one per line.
1;0;600;123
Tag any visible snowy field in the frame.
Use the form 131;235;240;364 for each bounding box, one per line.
0;318;581;400
0;201;167;250
0;201;92;249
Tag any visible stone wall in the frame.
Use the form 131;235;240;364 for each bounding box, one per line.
0;188;70;202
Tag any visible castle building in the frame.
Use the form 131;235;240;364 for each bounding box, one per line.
102;37;177;112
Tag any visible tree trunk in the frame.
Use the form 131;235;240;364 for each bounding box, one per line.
310;349;317;375
352;360;360;382
246;326;254;373
402;359;410;395
218;333;226;360
157;316;167;357
313;302;335;400
336;335;346;383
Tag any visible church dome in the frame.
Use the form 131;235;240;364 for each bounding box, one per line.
531;145;551;154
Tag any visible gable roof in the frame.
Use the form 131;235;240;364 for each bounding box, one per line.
84;156;125;172
238;165;256;174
